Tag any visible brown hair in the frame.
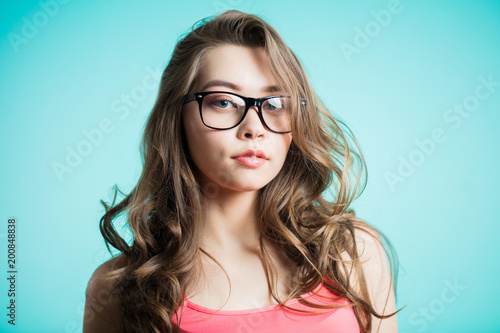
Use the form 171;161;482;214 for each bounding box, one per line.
98;9;398;333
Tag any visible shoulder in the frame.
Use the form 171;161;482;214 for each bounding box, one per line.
345;219;399;332
83;254;127;333
352;222;387;270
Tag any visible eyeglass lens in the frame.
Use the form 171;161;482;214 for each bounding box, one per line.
201;92;291;132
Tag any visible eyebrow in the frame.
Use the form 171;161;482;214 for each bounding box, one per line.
200;80;283;93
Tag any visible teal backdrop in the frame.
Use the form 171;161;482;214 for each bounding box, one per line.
1;0;499;332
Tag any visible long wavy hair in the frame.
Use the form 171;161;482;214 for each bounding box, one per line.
99;9;398;333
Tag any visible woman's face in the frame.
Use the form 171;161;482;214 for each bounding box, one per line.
182;45;292;195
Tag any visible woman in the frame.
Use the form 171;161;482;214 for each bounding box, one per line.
84;10;399;333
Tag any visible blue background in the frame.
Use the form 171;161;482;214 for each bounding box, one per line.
1;0;499;332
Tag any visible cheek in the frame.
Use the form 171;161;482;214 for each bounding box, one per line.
183;110;206;159
183;122;226;171
279;134;293;158
269;134;292;174
185;130;210;165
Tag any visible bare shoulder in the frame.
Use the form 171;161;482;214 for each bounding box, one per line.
350;220;399;332
352;222;387;268
83;254;127;333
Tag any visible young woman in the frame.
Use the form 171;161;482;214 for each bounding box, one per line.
83;10;399;333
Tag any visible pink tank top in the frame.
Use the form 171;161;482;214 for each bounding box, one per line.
173;280;360;333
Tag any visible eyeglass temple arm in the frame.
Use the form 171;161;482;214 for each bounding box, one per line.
184;93;198;104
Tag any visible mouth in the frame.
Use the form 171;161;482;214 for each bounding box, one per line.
233;149;268;159
232;149;268;167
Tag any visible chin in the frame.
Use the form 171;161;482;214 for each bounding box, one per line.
228;179;272;193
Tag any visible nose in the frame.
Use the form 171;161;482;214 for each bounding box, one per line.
238;105;266;139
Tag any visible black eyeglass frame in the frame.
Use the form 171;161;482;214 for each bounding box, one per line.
183;91;307;134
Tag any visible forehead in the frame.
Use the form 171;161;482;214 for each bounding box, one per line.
194;45;282;94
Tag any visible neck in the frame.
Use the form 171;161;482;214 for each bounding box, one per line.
199;188;261;255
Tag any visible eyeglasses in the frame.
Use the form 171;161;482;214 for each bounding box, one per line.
183;91;307;134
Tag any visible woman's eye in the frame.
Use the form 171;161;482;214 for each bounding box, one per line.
265;101;285;111
216;100;231;108
208;98;234;109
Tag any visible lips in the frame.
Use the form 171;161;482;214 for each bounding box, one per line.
235;149;268;159
232;149;268;167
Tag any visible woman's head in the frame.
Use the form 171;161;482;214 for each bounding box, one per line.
141;9;362;204
182;44;293;195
